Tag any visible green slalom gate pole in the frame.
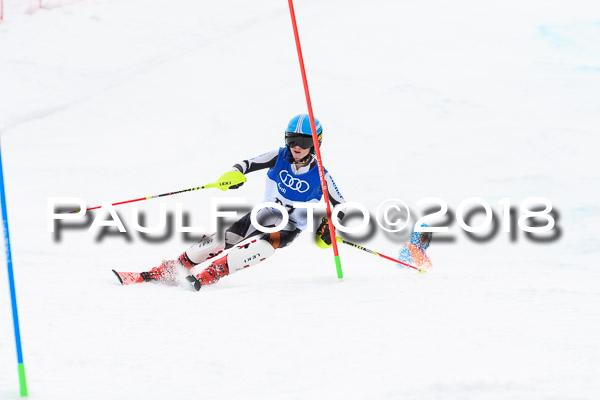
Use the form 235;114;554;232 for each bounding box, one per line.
288;0;343;279
0;141;29;397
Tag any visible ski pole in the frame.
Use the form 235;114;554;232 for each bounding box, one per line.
334;237;425;273
70;170;246;213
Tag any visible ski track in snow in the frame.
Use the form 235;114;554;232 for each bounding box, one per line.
1;0;599;399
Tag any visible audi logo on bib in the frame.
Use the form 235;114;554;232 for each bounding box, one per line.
279;170;310;193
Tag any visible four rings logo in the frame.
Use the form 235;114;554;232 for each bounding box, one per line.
279;170;310;193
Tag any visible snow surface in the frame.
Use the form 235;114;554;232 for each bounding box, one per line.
1;0;599;399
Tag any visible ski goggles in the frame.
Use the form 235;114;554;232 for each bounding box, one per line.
285;132;314;149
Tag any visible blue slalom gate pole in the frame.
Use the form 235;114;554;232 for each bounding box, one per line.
0;141;29;397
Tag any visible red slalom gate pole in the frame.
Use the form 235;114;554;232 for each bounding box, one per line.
288;0;343;280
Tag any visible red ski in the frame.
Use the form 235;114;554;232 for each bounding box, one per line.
112;269;145;285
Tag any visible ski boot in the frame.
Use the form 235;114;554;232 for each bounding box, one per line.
141;260;178;283
186;254;230;291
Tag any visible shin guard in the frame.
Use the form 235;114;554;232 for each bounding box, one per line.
180;234;226;268
186;239;276;291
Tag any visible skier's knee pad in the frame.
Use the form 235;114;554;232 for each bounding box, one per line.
261;229;301;249
226;238;276;274
183;234;225;265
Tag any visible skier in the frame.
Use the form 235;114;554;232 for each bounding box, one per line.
398;224;432;270
114;114;345;290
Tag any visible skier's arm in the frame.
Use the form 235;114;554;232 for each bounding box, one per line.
233;150;279;174
225;150;279;190
325;172;345;221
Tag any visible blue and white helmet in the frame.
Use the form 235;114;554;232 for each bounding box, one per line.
410;223;432;252
285;114;323;152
